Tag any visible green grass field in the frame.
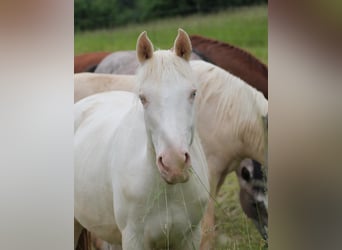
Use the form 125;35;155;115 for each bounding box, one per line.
75;4;268;249
75;5;267;64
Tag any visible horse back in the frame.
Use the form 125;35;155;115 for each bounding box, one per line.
74;73;136;103
95;51;139;74
74;52;111;73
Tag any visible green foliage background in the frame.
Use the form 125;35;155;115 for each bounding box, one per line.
75;0;267;31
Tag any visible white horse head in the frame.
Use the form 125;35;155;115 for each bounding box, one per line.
136;29;197;184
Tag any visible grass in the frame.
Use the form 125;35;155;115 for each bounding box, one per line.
75;4;268;249
214;174;268;249
75;5;268;64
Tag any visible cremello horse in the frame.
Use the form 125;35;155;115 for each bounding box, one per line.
75;62;268;249
74;30;209;249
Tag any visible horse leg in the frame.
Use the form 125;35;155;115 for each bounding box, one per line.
200;160;234;250
91;233;122;250
121;226;143;250
200;180;217;250
91;233;111;250
200;198;216;249
179;225;201;250
74;219;84;249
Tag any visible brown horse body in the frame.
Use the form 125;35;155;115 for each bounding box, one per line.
190;35;268;98
74;52;111;73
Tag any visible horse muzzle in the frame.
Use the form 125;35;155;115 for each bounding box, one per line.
157;150;191;184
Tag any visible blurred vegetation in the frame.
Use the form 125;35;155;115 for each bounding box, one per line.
75;6;268;64
75;0;267;31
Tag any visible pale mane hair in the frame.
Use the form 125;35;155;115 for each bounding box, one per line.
135;50;195;88
191;60;268;155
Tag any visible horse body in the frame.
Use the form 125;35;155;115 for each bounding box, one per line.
190;60;267;248
74;73;135;103
95;51;139;74
75;92;208;248
74;52;111;73
74;30;209;249
75;92;132;244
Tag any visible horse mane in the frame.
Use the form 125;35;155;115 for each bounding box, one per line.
190;35;268;78
191;48;212;63
192;60;268;156
136;50;194;85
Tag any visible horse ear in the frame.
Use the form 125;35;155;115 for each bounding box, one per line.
136;31;154;63
173;28;192;61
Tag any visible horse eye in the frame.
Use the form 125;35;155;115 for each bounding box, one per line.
189;90;197;100
139;94;148;106
241;167;251;182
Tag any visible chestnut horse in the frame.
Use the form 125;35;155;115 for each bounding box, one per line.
190;35;268;98
74;52;111;73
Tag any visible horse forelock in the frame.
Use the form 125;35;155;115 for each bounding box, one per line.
136;50;194;87
193;61;268;159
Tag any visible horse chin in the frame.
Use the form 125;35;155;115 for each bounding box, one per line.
160;170;189;185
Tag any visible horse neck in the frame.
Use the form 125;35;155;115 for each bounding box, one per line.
239;90;267;165
196;63;268;165
230;84;267;165
240;113;267;165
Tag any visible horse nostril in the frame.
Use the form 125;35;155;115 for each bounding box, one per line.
158;156;163;165
184;152;190;164
158;156;169;172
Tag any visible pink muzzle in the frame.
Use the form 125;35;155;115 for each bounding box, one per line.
157;150;191;184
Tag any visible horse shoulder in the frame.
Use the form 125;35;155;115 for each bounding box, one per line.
111;103;152;201
74;91;144;239
108;99;161;231
74;91;141;198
